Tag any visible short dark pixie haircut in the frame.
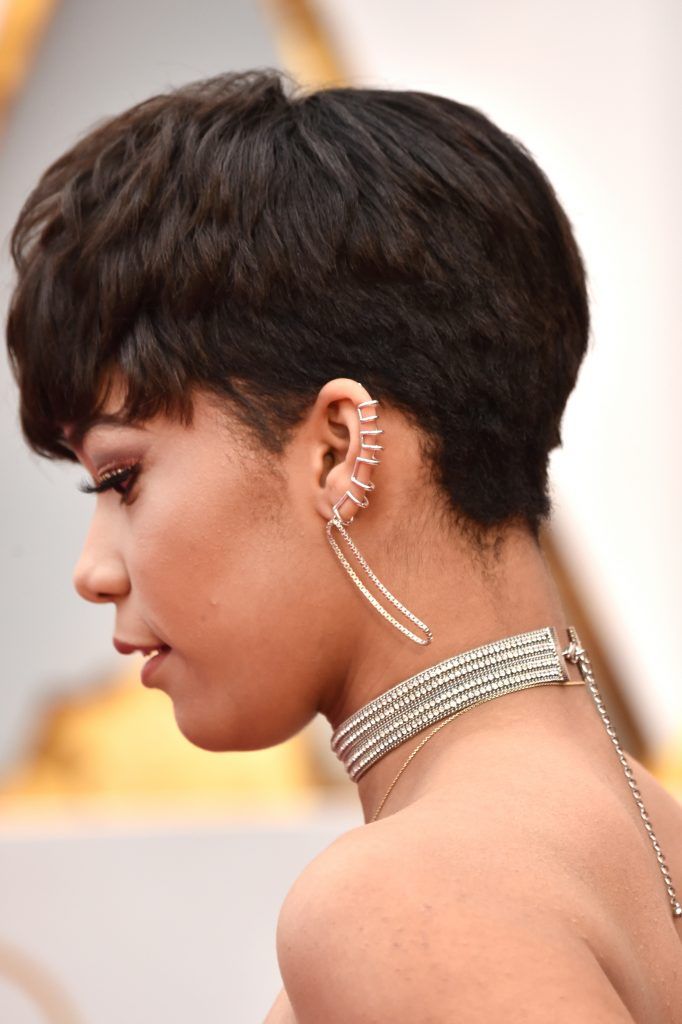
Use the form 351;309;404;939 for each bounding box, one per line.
6;69;589;556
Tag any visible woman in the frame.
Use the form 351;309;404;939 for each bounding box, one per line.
6;69;681;1023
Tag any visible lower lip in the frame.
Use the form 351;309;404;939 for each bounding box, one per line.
141;647;171;685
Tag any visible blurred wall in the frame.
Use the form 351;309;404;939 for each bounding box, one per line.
0;802;360;1023
315;0;682;751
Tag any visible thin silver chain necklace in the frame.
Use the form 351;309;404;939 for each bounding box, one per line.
330;624;682;920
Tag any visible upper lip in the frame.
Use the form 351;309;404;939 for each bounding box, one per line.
113;638;170;655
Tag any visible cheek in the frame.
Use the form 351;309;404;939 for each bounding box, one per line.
153;516;323;754
129;471;304;646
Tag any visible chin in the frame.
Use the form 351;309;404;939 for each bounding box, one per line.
171;712;235;752
170;705;296;754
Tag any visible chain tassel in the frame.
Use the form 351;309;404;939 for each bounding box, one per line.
563;626;682;919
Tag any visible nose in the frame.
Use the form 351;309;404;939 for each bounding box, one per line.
72;519;130;604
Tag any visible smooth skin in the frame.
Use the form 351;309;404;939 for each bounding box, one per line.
61;371;682;1023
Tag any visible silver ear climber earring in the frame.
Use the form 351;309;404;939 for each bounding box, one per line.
325;397;433;646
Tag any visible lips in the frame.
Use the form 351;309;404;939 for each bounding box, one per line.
140;646;171;686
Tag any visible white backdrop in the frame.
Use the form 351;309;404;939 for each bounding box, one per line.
0;800;360;1024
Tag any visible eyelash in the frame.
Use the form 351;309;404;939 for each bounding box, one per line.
78;462;141;504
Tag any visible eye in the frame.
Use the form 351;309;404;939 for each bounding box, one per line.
78;462;141;505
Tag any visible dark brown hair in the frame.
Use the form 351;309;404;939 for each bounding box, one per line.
5;68;590;553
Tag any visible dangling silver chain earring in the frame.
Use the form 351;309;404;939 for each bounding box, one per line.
325;397;433;645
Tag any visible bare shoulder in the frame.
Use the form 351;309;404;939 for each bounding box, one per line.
275;821;370;955
275;812;637;1023
274;743;682;1023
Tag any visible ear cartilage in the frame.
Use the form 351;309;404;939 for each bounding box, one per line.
351;474;375;491
357;398;380;422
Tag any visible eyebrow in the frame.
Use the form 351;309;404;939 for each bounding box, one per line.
59;413;146;450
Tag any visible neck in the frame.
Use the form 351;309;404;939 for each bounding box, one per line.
322;521;597;824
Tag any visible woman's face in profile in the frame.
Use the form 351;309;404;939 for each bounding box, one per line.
61;371;347;753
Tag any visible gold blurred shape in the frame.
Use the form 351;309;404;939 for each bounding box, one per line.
0;0;59;132
0;662;319;817
260;0;345;89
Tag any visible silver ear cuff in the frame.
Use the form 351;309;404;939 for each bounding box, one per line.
325;398;433;646
330;400;382;522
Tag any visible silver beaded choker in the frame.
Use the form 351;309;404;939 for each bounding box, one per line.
331;626;574;781
330;624;682;919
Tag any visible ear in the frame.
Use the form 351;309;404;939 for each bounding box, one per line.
310;378;384;525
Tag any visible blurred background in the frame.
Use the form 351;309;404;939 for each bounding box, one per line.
0;0;680;1021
